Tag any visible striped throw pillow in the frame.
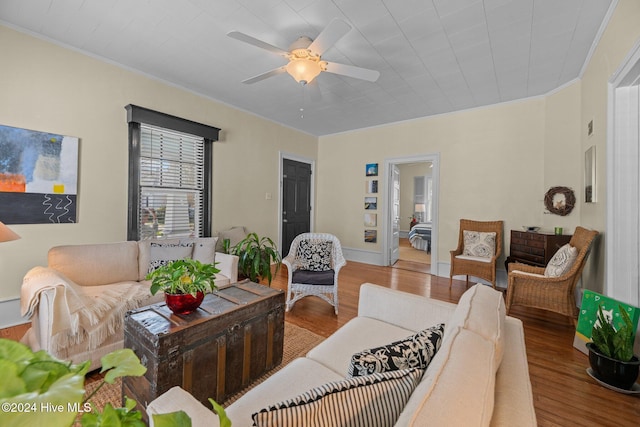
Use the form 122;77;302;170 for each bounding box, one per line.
251;368;423;427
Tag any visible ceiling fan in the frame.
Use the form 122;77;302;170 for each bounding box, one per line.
227;19;380;86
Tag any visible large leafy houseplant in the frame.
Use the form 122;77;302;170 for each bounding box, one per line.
0;339;231;427
146;258;220;297
0;339;146;427
232;233;281;286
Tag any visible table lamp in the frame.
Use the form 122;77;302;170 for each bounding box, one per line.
0;221;20;243
414;203;426;222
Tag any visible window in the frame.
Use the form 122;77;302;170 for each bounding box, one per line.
126;105;219;240
413;174;433;223
413;176;426;222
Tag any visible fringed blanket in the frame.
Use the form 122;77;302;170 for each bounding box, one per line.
21;266;156;354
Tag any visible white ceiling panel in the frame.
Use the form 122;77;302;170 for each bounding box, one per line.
0;0;615;136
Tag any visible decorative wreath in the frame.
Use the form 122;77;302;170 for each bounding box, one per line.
544;186;576;216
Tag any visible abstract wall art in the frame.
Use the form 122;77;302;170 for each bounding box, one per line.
0;124;79;224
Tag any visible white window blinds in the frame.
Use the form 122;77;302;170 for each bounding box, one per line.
139;124;204;239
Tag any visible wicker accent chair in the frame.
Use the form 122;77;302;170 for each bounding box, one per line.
449;219;504;289
506;226;598;323
282;233;346;314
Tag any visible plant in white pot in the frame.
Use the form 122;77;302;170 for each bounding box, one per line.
147;258;220;314
587;304;640;391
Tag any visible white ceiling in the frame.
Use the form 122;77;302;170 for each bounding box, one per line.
0;0;614;136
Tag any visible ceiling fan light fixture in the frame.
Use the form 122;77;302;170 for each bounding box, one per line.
286;58;322;85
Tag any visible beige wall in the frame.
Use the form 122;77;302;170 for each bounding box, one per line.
316;98;548;271
0;25;316;302
542;82;582;233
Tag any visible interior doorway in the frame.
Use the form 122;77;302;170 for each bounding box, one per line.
383;154;440;275
395;163;433;273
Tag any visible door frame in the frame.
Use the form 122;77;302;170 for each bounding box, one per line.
278;151;315;254
383;153;440;274
390;164;401;265
606;37;640;306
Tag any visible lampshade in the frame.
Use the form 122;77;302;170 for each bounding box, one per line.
0;221;20;243
286;59;322;84
414;203;426;213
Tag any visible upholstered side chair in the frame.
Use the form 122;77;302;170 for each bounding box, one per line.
282;233;346;314
506;226;598;323
449;219;504;289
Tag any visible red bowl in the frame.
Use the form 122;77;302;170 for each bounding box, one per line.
165;291;204;315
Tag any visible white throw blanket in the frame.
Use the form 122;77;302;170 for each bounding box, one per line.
21;266;155;354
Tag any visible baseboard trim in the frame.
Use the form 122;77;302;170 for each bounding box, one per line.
342;247;385;266
0;297;28;329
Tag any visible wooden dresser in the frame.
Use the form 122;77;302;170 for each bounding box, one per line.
507;230;572;268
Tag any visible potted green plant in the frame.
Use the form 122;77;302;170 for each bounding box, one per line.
0;338;230;427
587;304;640;390
147;258;220;314
232;233;281;286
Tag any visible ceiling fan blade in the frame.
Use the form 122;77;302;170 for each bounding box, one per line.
308;19;352;56
227;31;289;56
242;67;287;84
324;61;380;82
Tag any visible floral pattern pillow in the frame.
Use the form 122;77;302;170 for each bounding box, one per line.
544;243;578;277
297;240;333;272
348;323;445;378
462;231;496;258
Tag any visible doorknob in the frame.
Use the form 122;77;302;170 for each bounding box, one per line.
283;219;288;223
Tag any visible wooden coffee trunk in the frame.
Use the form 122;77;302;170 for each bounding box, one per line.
123;281;285;416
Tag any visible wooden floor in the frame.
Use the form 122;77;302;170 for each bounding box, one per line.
4;261;638;426
394;237;431;274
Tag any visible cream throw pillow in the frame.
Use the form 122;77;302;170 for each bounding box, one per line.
544;243;578;277
462;231;496;258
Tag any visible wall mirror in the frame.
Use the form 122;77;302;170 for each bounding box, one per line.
585;146;596;203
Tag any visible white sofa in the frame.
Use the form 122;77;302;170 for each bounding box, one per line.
21;237;238;371
147;283;537;426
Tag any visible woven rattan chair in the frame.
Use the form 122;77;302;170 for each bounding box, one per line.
506;226;598;323
449;219;503;289
282;233;346;314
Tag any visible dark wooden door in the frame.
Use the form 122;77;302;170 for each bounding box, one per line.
282;159;311;257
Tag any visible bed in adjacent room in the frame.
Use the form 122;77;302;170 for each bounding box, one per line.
409;222;431;252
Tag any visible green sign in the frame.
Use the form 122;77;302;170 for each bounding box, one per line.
574;290;640;354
